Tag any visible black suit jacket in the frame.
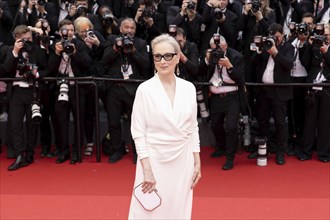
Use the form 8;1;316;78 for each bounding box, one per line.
48;38;93;78
0;1;14;45
252;41;295;101
177;40;200;81
102;34;150;95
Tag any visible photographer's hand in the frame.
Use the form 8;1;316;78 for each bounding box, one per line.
55;41;63;56
219;56;233;69
180;0;188;17
68;5;77;17
267;44;278;57
85;35;100;48
13;39;24;56
320;44;329;54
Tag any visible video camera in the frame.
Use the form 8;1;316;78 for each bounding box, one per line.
115;35;134;53
253;35;276;51
61;29;74;56
210;33;225;65
245;0;261;13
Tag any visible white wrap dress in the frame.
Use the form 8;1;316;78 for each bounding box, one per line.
128;74;200;219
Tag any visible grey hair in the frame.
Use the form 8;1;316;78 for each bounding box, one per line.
74;17;93;32
151;34;180;53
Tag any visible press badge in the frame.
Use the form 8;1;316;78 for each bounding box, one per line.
121;65;133;79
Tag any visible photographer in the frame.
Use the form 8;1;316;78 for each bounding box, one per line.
48;19;93;164
0;0;14;45
65;0;103;34
111;0;139;19
74;16;106;156
5;25;49;171
167;0;202;45
286;14;313;156
17;0;59;36
97;5;119;39
134;0;165;44
251;23;295;165
102;18;150;164
199;0;238;52
298;24;330;163
199;34;245;170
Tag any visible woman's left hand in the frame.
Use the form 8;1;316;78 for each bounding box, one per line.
191;163;201;189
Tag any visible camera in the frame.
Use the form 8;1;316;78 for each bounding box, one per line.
246;0;261;13
61;29;74;56
76;5;88;16
311;34;327;48
58;79;69;102
210;34;225;65
296;22;309;35
314;23;325;35
17;62;38;79
38;0;46;6
254;137;267;146
168;25;177;37
253;35;276;51
213;8;224;20
86;29;95;37
20;39;33;53
102;11;115;25
187;0;196;10
31;101;42;124
115;35;134;53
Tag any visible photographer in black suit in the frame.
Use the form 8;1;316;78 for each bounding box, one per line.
167;0;202;45
48;19;93;164
200;0;238;52
102;18;150;164
5;25;49;171
251;23;295;165
199;34;245;170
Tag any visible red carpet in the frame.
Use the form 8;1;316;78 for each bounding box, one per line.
1;146;329;220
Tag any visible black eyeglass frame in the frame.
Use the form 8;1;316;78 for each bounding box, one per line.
152;53;177;62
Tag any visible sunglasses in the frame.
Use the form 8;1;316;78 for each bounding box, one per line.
152;53;177;62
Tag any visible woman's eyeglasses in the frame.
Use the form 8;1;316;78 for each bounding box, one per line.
152;53;177;62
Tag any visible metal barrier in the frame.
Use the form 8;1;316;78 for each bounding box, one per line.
0;76;329;163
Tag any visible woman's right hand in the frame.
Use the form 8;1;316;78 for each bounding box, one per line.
142;170;156;193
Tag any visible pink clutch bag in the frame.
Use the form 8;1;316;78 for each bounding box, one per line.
133;183;162;211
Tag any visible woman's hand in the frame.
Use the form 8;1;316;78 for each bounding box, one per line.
140;158;156;193
191;153;201;189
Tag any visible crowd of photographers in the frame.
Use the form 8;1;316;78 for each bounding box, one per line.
0;0;329;171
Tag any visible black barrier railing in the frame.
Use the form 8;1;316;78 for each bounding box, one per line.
0;76;329;163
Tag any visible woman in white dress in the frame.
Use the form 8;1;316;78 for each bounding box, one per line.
128;34;202;220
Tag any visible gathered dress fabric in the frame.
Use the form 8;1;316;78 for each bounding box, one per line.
128;74;200;220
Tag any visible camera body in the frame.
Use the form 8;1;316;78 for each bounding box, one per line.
76;5;88;16
61;29;74;55
115;35;134;53
246;0;261;13
17;62;38;79
58;79;69;102
210;34;225;65
253;35;276;51
102;11;115;25
296;22;309;35
86;29;94;37
20;39;33;53
312;34;327;48
38;0;46;6
213;8;223;20
187;0;196;10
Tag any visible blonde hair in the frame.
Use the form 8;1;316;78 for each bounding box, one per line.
151;34;180;53
74;17;94;32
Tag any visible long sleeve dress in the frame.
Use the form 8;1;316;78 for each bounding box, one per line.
128;74;200;220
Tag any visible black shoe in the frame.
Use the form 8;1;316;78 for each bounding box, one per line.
286;149;296;156
109;151;123;163
56;153;70;164
222;160;234;170
47;149;60;158
247;151;258;159
40;149;50;157
276;153;286;165
297;152;311;161
70;154;79;164
210;149;226;158
318;158;329;163
8;155;26;171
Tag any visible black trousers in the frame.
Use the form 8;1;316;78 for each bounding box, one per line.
105;84;135;151
256;87;289;155
9;86;38;156
302;88;330;160
209;91;240;161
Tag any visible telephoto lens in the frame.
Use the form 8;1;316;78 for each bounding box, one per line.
31;102;42;124
58;79;69;102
